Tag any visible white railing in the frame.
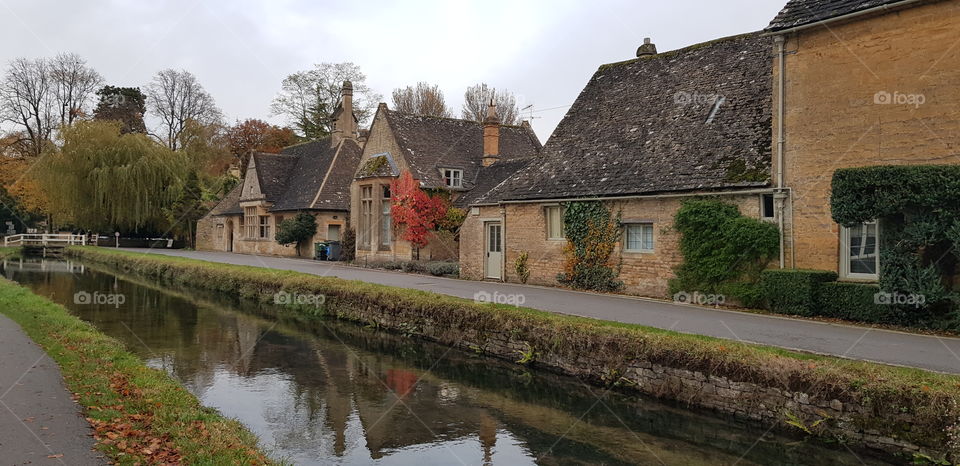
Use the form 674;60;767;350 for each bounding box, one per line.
3;233;88;247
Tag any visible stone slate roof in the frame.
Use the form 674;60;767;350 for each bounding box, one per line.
454;157;536;207
205;182;243;217
766;0;928;31
205;138;361;216
476;32;773;204
381;109;542;190
272;139;361;211
252;153;298;203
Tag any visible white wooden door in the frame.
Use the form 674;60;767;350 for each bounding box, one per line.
485;222;503;280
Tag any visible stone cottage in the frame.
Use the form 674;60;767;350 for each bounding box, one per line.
196;82;363;257
350;103;541;263
766;0;960;280
459;33;775;296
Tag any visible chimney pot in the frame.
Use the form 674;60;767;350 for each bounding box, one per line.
636;37;658;57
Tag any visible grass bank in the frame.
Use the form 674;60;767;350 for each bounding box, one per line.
0;252;274;464
69;247;960;462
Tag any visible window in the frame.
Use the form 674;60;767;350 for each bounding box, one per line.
359;185;373;248
381;187;392;246
244;207;257;238
761;194;775;220
545;206;565;240
216;225;224;241
259;215;271;239
624;223;655;253
443;169;463;188
841;221;879;280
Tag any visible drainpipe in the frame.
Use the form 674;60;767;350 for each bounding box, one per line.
775;34;787;270
500;205;507;282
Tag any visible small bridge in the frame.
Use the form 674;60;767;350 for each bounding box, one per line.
3;234;94;257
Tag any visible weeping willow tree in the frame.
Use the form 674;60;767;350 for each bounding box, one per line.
36;120;189;233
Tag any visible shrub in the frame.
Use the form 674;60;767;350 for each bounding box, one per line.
426;262;459;277
559;202;623;292
340;227;356;262
401;261;427;274
670;199;779;303
816;282;892;323
760;269;838;316
515;251;531;284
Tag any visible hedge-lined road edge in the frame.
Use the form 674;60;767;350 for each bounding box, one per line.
0;248;276;465
68;246;960;462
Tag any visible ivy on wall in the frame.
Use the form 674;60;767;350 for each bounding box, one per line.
558;202;624;292
831;165;960;328
669;198;779;306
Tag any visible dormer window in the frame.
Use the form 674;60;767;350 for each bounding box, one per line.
443;169;463;188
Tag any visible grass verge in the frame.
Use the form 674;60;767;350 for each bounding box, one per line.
0;254;274;464
68;247;960;461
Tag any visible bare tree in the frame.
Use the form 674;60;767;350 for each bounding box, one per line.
461;83;521;125
391;82;451;117
49;53;103;127
146;69;222;151
0;57;55;156
271;62;382;139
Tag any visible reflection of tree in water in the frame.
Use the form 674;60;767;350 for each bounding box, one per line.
3;261;895;466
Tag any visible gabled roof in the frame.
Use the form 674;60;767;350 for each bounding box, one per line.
379;109;542;190
766;0;929;32
272;139;362;212
205;182;243;217
251;152;298;203
205;137;362;216
476;32;773;204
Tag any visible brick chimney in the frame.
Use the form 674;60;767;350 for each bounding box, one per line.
331;80;357;146
636;38;657;57
482;100;500;167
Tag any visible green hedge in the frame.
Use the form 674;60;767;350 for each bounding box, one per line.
760;269;838;316
817;282;894;324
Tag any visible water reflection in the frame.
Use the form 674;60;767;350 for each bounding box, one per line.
2;258;895;465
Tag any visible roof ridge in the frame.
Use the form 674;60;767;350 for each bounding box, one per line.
597;30;761;71
387;107;532;129
280;137;331;151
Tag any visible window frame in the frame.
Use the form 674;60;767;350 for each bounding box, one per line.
760;193;776;221
243;207;257;239
623;222;655;253
380;187;392;246
443;169;463;189
840;220;880;281
258;215;271;239
545;205;565;240
359;185;373;248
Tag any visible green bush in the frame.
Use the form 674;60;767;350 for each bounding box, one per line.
559;202;623;292
426;262;459;277
760;269;838;316
816;282;892;323
670;199;779;304
401;261;427;274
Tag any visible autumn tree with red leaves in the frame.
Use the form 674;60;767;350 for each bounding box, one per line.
391;171;447;256
226;119;297;171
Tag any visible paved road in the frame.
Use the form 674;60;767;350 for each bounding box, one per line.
121;249;960;374
0;314;104;465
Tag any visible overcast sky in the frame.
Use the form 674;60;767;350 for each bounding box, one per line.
1;0;785;142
